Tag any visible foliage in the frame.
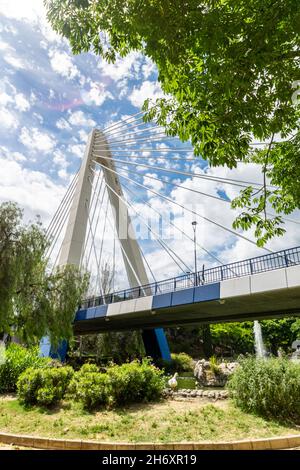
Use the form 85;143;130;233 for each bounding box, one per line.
0;343;50;393
17;366;74;407
159;352;194;374
209;355;220;375
45;0;300;244
210;322;255;356
260;318;299;355
70;330;145;365
0;201;89;345
67;360;165;409
228;357;300;420
107;359;165;406
68;363;110;410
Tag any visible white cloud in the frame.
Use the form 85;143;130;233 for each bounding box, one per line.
0;0;63;43
0;78;31;115
0;91;13;106
53;149;69;170
0;107;19;129
56;118;72;131
0;156;66;226
98;51;144;82
68;110;96;128
81;82;113;107
49;50;80;80
67;144;86;159
3;54;27;69
0;40;9;51
78;129;89;143
19;127;56;153
142;58;157;79
0;41;28;69
129;81;164;108
143;173;164;192
0;146;26;162
15;93;30;112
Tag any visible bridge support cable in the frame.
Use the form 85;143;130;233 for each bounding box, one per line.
95;154;275;190
83;187;107;273
94;160;273;253
80;172;105;269
93;131;182;147
140;247;157;283
112;227;116;292
102;122;166;141
46;174;78;245
111;164;299;228
85;203;106;301
101;109;155;134
93;195;110;292
46;171;79;240
45;179;79;263
92;167;192;275
101;112;162;137
115;164;231;204
94;147;198;153
102;112;295;148
104;210;149;295
94;170;193;274
86;176;150;295
121;180;225;268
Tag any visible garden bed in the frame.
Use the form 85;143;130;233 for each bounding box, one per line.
0;396;299;444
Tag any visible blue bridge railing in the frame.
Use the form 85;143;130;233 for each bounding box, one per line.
80;246;300;309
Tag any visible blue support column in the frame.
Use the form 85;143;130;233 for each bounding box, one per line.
40;337;68;362
142;328;171;362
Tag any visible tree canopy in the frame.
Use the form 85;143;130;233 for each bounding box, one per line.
0;202;89;345
45;0;300;245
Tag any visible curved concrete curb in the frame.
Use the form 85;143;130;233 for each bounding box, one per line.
0;432;300;450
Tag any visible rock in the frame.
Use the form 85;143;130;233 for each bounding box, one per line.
190;391;197;397
194;359;238;387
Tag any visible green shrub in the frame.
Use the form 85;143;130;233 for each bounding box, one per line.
68;363;110;410
228;357;300;420
159;353;194;374
17;366;74;406
0;343;50;393
107;359;165;406
209;355;220;375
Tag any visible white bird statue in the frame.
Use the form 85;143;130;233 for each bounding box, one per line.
168;372;178;390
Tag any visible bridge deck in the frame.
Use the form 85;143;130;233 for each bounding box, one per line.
74;246;300;334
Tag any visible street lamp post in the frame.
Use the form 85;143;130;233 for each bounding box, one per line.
192;221;198;286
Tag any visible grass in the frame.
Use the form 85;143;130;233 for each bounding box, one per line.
0;396;299;443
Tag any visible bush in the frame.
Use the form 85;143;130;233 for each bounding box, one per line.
68;360;164;410
0;343;50;393
228;357;300;420
159;353;194;374
17;366;74;406
107;359;165;406
68;363;110;410
209;355;220;375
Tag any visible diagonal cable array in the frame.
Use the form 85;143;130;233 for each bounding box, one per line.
46;111;299;299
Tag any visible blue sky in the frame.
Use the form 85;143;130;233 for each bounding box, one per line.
0;1;299;288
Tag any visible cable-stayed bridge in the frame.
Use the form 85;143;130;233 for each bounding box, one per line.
43;112;300;360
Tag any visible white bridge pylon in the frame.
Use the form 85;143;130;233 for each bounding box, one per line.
58;128;149;290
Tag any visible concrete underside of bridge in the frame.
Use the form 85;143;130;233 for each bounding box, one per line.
74;285;300;335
